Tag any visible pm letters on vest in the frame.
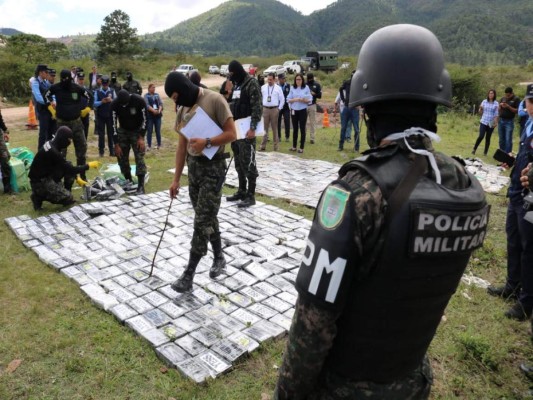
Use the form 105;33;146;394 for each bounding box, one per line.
410;205;490;256
301;239;347;303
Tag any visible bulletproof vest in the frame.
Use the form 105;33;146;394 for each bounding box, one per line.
95;88;114;118
323;149;489;382
508;128;533;204
230;77;252;120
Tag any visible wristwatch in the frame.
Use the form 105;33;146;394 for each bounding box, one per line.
206;137;212;148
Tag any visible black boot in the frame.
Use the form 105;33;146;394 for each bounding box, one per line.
30;193;43;211
238;179;256;208
209;234;226;278
2;177;12;194
136;174;145;194
227;175;247;201
171;252;202;293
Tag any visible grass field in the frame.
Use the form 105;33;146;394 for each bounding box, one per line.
1;93;532;399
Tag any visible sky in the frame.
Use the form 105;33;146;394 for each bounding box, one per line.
0;0;337;38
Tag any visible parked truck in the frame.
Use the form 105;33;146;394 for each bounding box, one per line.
303;51;338;72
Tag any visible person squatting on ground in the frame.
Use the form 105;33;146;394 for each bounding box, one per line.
274;24;489;400
260;72;285;151
165;72;237;293
144;83;164;150
111;89;148;194
226;60;262;208
44;69;93;180
338;70;361;152
306;72;321;144
28;127;100;210
498;87;520;154
287;73;312;153
488;83;533;321
0;109;12;194
472;89;499;156
277;73;291;142
94;75;116;157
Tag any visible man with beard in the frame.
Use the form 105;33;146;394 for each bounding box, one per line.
44;69;93;180
226;60;262;208
123;71;142;95
111;90;147;194
165;72;236;293
29;126;100;210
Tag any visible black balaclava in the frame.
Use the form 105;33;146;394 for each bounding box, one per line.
117;89;131;106
126;72;133;81
111;72;117;83
51;126;73;150
60;69;72;89
228;60;246;85
164;72;200;108
364;100;437;148
307;72;314;83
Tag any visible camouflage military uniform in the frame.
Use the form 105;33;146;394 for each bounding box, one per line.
30;176;74;205
187;156;226;255
231;75;262;194
57;118;87;169
275;136;470;400
116;127;147;177
0;130;11;185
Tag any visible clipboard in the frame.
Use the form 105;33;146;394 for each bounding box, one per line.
177;105;223;159
235;116;265;139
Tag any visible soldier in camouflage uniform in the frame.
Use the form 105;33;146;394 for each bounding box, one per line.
226;60;262;208
0;108;12;194
111;90;148;194
275;25;489;400
28;126;100;210
165;72;237;293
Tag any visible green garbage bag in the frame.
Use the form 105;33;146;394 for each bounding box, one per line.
9;157;31;192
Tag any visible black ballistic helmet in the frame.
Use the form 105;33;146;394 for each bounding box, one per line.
349;24;452;108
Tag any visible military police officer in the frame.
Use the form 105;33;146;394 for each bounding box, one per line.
29;126;100;210
123;71;142;95
274;24;489;399
165;72;236;293
111;90;148;194
44;69;93;180
226;60;262;208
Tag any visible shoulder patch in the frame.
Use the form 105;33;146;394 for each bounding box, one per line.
318;185;350;230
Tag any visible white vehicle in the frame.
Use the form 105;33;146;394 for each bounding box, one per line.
283;60;303;74
208;65;219;74
219;65;229;76
340;62;351;70
175;64;197;76
262;65;286;77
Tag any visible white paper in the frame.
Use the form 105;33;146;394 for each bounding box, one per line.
179;106;222;159
235;117;265;140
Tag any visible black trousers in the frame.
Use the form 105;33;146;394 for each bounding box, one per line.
278;107;290;140
291;108;308;150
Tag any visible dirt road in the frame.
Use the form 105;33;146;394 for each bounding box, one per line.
1;74;226;126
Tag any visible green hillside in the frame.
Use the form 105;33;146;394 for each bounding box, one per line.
141;0;533;64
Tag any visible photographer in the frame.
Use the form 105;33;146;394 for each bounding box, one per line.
488;84;533;320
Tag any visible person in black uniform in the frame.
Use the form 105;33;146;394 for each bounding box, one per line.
109;71;122;93
44;70;93;180
277;73;291;142
76;72;91;139
111;90;147;194
275;24;489;400
29;126;100;210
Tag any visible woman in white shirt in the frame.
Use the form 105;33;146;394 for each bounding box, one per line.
286;73;312;153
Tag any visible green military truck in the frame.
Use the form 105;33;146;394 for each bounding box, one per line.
302;51;338;72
